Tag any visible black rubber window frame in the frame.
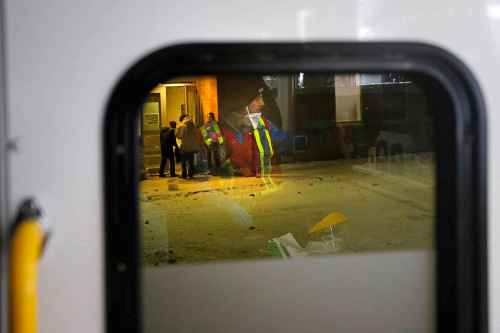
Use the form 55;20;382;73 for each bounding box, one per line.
104;43;487;333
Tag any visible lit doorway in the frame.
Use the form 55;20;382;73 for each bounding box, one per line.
164;83;201;125
140;83;201;177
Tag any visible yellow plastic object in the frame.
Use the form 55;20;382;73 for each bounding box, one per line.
309;212;347;234
9;218;45;333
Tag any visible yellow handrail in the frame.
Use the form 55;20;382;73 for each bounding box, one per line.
9;200;48;333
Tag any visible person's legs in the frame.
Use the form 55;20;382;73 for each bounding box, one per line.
188;152;195;178
259;129;272;176
181;152;188;178
207;147;213;173
168;153;176;176
263;154;272;175
159;154;167;177
208;145;221;175
214;144;221;168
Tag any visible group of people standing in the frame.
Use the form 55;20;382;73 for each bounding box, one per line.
159;112;224;179
159;77;283;179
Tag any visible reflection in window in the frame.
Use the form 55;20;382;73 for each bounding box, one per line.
139;73;437;265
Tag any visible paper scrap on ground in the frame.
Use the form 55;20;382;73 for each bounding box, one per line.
268;232;338;259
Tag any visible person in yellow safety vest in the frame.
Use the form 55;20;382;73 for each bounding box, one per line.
246;88;273;176
248;112;273;176
219;79;284;177
200;112;224;175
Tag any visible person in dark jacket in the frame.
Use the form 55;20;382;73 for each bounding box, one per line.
159;121;178;177
176;115;200;178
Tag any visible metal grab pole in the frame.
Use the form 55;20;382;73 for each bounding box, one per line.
9;199;49;333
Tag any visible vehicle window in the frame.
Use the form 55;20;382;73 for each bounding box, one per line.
138;72;438;265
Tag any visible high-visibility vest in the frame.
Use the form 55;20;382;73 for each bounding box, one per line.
201;121;224;145
253;117;273;174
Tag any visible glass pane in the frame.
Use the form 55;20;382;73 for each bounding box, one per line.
139;73;437;265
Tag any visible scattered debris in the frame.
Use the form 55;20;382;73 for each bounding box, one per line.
152;250;169;262
267;233;307;258
248;226;256;230
185;189;212;197
268;232;340;259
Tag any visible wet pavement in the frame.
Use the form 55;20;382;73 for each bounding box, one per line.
140;154;435;265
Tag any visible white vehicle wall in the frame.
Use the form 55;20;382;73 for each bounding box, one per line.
2;0;499;332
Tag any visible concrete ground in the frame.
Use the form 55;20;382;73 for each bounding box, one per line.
140;153;435;265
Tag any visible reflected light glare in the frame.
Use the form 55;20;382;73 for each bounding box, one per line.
358;26;372;38
298;72;304;88
487;4;500;19
297;10;310;40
